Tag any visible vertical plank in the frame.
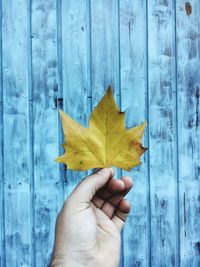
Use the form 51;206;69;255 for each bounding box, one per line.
31;0;60;265
61;0;90;197
56;0;65;205
2;0;31;266
119;0;149;266
91;0;120;105
0;0;4;266
176;1;200;266
27;0;34;265
147;0;178;266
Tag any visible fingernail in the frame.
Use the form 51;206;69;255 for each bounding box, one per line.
118;180;125;188
97;168;108;175
109;167;115;176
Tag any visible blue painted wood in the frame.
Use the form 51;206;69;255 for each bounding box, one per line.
0;1;200;266
31;1;60;266
119;1;149;266
90;0;120;104
0;1;4;266
61;0;90;198
176;1;200;266
1;1;31;266
147;0;178;266
56;0;65;207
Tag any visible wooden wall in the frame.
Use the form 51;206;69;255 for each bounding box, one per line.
0;0;199;266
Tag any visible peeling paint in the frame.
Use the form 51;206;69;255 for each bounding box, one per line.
196;242;200;254
185;2;192;16
196;86;199;129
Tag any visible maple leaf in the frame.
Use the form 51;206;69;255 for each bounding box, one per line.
55;86;147;171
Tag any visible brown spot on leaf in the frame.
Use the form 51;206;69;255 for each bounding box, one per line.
185;2;192;16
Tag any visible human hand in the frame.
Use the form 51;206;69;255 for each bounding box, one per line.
50;168;133;267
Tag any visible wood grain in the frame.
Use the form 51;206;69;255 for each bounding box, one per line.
61;0;90;198
119;0;149;266
1;0;31;266
90;0;120;103
147;0;178;266
31;0;60;266
176;1;200;266
0;0;4;266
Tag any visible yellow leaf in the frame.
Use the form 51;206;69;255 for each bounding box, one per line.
55;86;147;171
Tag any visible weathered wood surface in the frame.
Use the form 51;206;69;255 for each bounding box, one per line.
148;0;178;266
0;0;199;266
176;1;200;266
1;1;31;266
31;0;60;266
61;0;90;198
119;0;149;266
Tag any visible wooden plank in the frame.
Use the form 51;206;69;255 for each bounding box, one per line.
61;0;90;197
56;0;65;205
119;0;149;266
2;0;31;266
0;1;4;266
147;0;178;266
90;0;120;104
31;1;60;266
176;1;200;266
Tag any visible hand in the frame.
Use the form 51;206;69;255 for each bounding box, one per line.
50;168;133;267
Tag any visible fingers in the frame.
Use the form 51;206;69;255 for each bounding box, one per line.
67;168;114;204
112;199;131;232
92;177;125;208
93;176;133;219
106;178;125;192
101;176;133;218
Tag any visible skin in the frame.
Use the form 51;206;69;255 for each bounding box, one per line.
50;168;133;267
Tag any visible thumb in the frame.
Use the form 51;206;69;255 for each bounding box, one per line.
68;168;114;203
